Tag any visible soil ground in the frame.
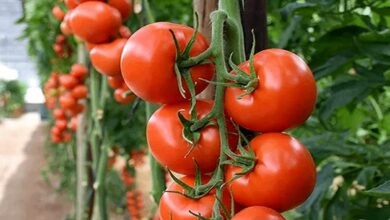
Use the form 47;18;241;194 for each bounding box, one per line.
0;113;71;220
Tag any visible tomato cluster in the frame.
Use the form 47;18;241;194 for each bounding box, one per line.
119;16;317;217
53;0;134;104
43;64;88;143
52;34;72;58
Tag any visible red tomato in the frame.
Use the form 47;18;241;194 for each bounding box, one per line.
59;75;78;89
62;132;72;142
52;43;64;54
55;119;68;131
147;100;237;175
225;133;316;212
121;22;214;104
85;42;97;51
225;49;317;132
64;0;79;9
46;98;56;110
60;21;72;36
90;38;127;76
70;63;88;79
159;176;230;220
231;206;285;220
108;0;132;21
114;87;135;103
51;126;62;136
59;93;77;109
69;103;85;116
55;35;66;44
118;25;132;38
70;116;78;131
51;134;62;143
71;85;88;99
53;108;66;119
52;5;65;21
107;75;124;89
69;2;121;44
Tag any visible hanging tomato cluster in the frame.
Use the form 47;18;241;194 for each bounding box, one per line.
52;34;72;58
118;8;318;218
43;64;88;143
54;0;135;104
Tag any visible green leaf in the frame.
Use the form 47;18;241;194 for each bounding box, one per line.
278;15;302;48
363;180;390;197
279;2;317;19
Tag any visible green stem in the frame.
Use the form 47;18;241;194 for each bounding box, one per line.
143;0;155;23
94;140;109;220
218;0;245;64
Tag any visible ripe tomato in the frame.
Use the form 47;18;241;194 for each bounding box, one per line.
231;206;285;220
69;103;85;116
59;75;78;89
51;134;62;143
64;0;79;9
114;87;135;103
108;0;132;21
72;85;88;99
118;25;131;38
71;63;88;79
59;93;77;109
56;35;66;44
90;38;127;76
53;108;66;119
62;131;72;142
55;119;68;131
85;42;97;51
51;126;62;136
70;116;78;131
60;21;72;36
121;22;214;104
52;43;64;54
69;2;121;44
107;75;124;89
159;176;230;220
225;133;316;212
224;49;317;132
46;97;56;110
52;5;65;21
147;100;237;175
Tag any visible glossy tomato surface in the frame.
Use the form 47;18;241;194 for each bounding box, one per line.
90;38;127;76
147;100;237;175
231;206;285;220
159;176;230;220
225;49;317;132
52;5;65;21
107;75;124;89
108;0;132;21
69;2;121;44
71;85;88;99
121;22;214;104
71;63;88;78
225;133;316;212
114;87;135;103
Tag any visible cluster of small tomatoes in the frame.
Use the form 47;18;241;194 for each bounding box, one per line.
52;0;135;104
116;15;318;218
44;64;88;143
52;34;72;58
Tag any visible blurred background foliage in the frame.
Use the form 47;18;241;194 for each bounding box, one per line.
0;80;26;117
18;0;390;219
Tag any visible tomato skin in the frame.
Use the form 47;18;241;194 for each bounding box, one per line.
70;2;121;44
56;35;66;44
70;116;78;131
108;0;132;21
52;5;65;21
231;206;285;220
51;126;62;136
90;38;127;76
224;49;317;132
71;63;88;79
72;85;88;99
55;119;68;131
147;100;237;175
114;87;135;103
121;22;214;104
65;0;79;9
118;25;132;38
225;133;316;212
59;75;78;89
59;93;77;109
159;176;230;220
107;75;124;89
53;108;66;119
